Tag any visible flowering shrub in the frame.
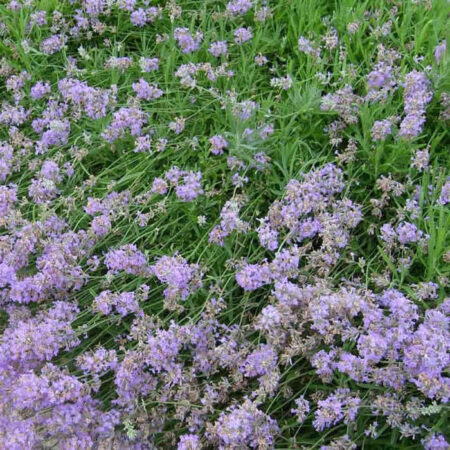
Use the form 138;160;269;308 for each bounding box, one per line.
0;0;448;448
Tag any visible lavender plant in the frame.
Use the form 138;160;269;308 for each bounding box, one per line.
0;0;448;448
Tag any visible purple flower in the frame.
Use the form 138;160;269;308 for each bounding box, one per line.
152;254;202;301
0;184;17;223
367;62;393;90
313;389;360;431
0;103;30;126
130;8;147;26
399;113;426;140
132;78;164;100
371;119;392;141
434;40;446;64
139;57;159;72
93;290;113;315
30;10;47;26
84;191;131;216
104;244;148;276
209;135;229;155
0;262;17;288
232;99;259;120
257;219;279;251
255;54;268;66
0;302;79;370
175;171;203;202
91;215;111;237
396;222;423;245
96;291;136;319
270;75;293;90
422;433;449;450
291;396;310;424
298;36;320;57
105;56;133;72
40;161;61;182
177;434;201;450
209;41;228;57
118;0;136;11
169;116;186;135
0;141;14;182
58;78;114;119
209;200;249;246
30;81;51;100
226;0;253;17
321;85;362;124
174;28;203;53
77;347;118;374
40;34;67;55
115;291;140;316
236;263;271;291
211;399;279;448
438;180;450;205
151;177;169;194
82;0;105;15
134;134;152;153
6;73;27;92
234;27;253;44
399;71;432;140
102;107;147;142
241;344;277;377
255;305;282;332
28;177;60;204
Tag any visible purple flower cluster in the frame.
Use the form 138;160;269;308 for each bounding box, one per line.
0;1;447;448
321;86;362;124
291;396;310;424
102;107;147;142
255;164;361;264
313;388;361;431
0;301;79;370
77;347;118;374
105;56;134;72
174;28;203;53
298;36;321;57
209;41;228;57
132;78;164;101
209;399;279;448
399;71;432;140
93;290;140;316
40;34;67;54
240;344;277;378
0;141;14;182
30;81;51;100
59;77;115;119
234;27;253;44
28;160;62;204
151;166;204;202
371;119;392;141
380;221;425;248
209;134;229;155
139;57;160;72
1;362;121;447
226;0;253;17
366;62;397;102
175;62;234;87
151;254;203;306
104;244;149;276
209;200;249;245
438;180;450;205
130;7;161;27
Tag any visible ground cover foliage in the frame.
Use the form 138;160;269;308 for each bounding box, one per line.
0;0;449;448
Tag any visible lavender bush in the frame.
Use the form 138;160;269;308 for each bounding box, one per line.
0;0;448;448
